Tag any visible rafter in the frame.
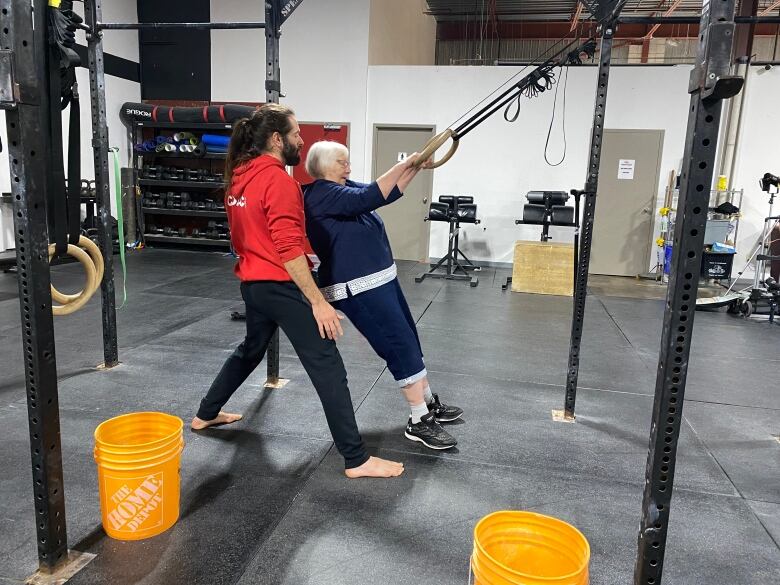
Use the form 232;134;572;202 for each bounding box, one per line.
643;0;683;39
570;1;584;32
759;0;780;16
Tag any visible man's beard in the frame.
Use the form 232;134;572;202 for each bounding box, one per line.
282;137;301;166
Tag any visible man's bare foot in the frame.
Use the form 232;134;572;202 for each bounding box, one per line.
344;456;404;479
190;412;243;430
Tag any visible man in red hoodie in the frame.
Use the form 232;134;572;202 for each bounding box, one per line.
191;104;403;479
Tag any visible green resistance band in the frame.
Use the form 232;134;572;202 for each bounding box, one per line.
109;147;127;308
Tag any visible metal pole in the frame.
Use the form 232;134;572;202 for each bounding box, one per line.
84;0;119;368
3;0;69;569
561;24;615;420
265;1;282;104
265;0;281;385
617;15;780;24
98;21;266;30
634;2;740;583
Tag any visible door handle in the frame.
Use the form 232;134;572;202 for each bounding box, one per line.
642;207;651;214
423;197;428;204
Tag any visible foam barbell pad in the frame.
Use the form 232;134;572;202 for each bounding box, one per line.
523;204;547;223
527;191;569;205
120;102;256;126
427;202;451;222
551;206;575;225
457;204;479;223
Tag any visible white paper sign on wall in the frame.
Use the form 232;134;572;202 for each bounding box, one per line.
618;159;636;180
397;152;408;162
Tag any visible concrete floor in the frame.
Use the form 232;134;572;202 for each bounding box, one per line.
0;249;778;584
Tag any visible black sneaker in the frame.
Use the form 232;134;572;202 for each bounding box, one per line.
404;412;458;450
428;393;464;423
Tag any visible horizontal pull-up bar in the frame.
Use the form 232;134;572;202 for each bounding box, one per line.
618;15;780;24
97;22;266;31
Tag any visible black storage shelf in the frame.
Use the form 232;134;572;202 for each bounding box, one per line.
138;151;227;160
144;234;231;248
134;121;233;131
142;207;227;218
138;179;225;189
133;112;237;251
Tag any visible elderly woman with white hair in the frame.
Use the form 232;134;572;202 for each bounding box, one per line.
302;141;463;450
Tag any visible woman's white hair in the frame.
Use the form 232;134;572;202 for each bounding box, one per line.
305;140;349;179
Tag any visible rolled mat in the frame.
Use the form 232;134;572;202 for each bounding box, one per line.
120;102;256;126
173;132;197;144
201;134;230;148
193;143;207;157
135;139;158;152
205;145;229;154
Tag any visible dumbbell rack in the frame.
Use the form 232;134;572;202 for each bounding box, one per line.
133;120;234;249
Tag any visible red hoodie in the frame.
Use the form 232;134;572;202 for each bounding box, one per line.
226;155;309;282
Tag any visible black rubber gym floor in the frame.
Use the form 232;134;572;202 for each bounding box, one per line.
0;249;778;584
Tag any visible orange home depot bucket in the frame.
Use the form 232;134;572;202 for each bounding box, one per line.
470;511;590;585
94;412;184;541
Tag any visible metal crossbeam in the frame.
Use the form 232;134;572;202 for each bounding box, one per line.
98;22;266;30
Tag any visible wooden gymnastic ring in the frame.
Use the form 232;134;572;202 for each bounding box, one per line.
48;243;98;316
51;236;104;305
414;129;459;169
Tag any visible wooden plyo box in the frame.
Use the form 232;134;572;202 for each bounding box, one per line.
511;240;574;297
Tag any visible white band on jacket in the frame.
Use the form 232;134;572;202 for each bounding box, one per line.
320;263;397;302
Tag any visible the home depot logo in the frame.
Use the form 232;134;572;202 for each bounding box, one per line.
105;473;163;532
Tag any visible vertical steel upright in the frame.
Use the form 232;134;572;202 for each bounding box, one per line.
84;0;119;368
2;0;69;570
563;24;616;419
264;0;282;385
634;2;740;584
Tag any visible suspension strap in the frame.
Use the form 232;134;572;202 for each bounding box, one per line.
67;84;81;246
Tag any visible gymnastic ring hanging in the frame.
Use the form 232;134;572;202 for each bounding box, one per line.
414;129;459;169
48;236;101;316
50;235;104;306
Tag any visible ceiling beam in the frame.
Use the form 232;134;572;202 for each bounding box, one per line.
570;1;584;32
759;0;780;16
643;0;684;39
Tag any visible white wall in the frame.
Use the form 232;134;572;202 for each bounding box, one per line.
210;0;372;180
0;2;140;250
366;65;694;264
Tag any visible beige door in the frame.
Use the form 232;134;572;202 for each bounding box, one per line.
590;129;664;276
372;125;434;261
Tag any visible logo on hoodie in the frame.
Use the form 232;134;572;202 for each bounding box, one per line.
226;195;246;208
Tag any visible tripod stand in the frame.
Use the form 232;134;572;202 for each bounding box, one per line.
724;173;780;321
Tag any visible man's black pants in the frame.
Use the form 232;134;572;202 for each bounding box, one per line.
196;281;369;469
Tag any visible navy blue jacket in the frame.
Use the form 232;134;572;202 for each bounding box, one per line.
303;179;402;289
